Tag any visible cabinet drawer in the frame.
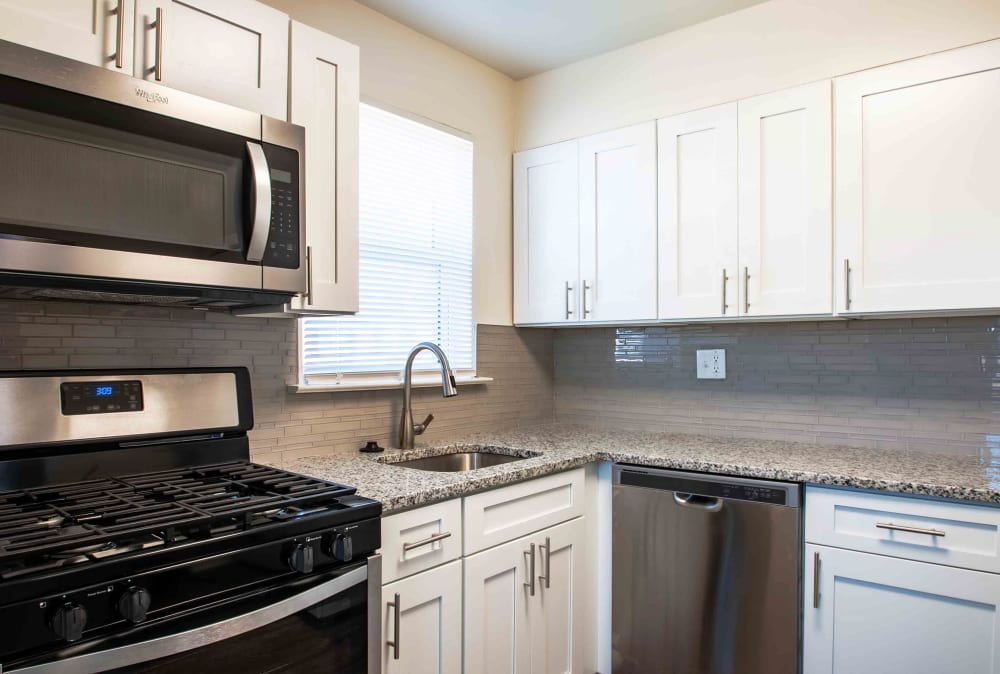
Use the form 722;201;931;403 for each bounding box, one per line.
464;468;585;554
381;498;462;584
806;486;1000;573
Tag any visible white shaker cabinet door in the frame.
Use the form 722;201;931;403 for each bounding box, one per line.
578;122;658;323
382;559;463;674
738;81;832;317
0;0;134;72
804;544;1000;674
529;518;587;674
835;39;1000;315
657;104;738;320
513;141;580;325
134;0;288;119
286;21;360;314
464;533;532;674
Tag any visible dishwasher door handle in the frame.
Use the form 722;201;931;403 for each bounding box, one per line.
673;492;724;512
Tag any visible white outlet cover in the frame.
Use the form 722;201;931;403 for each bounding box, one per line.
696;349;726;379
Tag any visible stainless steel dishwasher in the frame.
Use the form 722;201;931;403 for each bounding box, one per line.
612;464;801;674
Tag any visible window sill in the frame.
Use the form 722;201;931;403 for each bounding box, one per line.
289;374;493;394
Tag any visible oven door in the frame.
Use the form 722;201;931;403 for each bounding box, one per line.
8;556;381;674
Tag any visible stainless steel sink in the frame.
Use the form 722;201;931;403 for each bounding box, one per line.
386;450;535;472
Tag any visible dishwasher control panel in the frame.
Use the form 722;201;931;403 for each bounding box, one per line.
615;465;799;507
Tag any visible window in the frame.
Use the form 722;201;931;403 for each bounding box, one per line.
300;104;474;387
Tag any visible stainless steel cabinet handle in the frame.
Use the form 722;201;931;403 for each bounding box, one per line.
721;268;729;315
583;280;592;317
843;258;851;310
673;492;723;512
524;543;536;597
245;142;272;263
813;551;821;609
876;522;945;537
305;245;314;305
114;0;126;68
402;531;452;552
153;7;164;81
743;266;750;313
538;537;551;589
565;281;573;319
386;592;401;660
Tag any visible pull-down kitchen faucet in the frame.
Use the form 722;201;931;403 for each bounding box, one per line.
398;342;458;449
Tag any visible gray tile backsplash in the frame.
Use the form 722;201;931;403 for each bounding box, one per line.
0;301;554;465
554;317;1000;455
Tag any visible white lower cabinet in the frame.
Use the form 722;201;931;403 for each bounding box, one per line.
805;543;1000;673
381;559;463;674
465;517;587;674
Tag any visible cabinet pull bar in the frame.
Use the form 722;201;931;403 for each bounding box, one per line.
565;281;573;319
386;592;401;659
721;268;729;315
524;543;536;597
743;266;750;313
538;537;551;589
153;7;164;81
305;245;314;305
402;531;452;552
114;0;126;68
876;522;945;537
812;551;821;609
583;280;592;317
844;258;851;310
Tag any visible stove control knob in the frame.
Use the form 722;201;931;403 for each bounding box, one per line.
328;533;353;562
287;542;314;574
117;587;153;624
50;601;88;642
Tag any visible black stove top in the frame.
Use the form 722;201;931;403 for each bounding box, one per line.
0;461;361;580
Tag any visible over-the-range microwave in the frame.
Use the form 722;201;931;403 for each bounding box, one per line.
0;39;306;309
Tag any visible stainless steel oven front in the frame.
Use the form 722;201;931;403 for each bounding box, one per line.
0;39;305;300
6;555;382;674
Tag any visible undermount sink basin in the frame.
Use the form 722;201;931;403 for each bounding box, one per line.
383;449;538;472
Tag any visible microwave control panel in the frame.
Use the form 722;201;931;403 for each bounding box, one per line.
261;144;300;270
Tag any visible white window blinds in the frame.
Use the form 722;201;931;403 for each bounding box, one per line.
300;104;474;383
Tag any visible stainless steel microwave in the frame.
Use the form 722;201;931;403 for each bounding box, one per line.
0;39;306;309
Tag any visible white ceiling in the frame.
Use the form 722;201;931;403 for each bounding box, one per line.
355;0;770;80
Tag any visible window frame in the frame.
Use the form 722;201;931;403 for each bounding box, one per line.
295;100;484;392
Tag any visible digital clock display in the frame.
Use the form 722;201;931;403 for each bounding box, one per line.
60;380;143;415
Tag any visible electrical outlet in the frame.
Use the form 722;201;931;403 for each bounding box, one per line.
696;349;726;379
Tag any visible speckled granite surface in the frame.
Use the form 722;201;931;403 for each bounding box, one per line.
284;423;1000;514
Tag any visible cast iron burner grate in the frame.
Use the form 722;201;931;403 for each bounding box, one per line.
0;462;354;576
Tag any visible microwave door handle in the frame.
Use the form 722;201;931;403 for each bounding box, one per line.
246;142;272;263
9;565;368;674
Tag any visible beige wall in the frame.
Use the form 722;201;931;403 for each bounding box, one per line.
515;0;1000;150
264;0;515;325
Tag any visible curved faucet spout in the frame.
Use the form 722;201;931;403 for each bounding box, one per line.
398;342;458;449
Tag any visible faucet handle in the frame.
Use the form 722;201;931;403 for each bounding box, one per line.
414;414;434;435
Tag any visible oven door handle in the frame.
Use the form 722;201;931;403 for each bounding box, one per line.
8;566;367;674
245;141;272;263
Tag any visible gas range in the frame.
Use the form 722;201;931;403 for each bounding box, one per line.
0;369;381;674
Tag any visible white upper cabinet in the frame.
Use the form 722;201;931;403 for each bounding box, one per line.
834;39;1000;315
0;0;134;72
738;81;832;316
578;122;658;323
513;141;580;324
134;0;288;119
657;104;738;320
285;21;360;314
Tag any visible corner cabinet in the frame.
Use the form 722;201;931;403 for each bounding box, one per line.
513;124;657;326
834;39;1000;315
133;0;288;119
0;0;135;72
804;487;1000;673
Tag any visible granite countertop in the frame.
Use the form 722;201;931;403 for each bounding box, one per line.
286;423;1000;514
